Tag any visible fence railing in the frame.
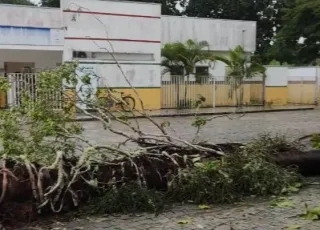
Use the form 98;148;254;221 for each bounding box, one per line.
6;73;64;109
161;75;265;109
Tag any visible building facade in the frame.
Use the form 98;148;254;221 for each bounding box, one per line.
0;0;257;109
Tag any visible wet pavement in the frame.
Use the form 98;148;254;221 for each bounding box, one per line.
26;183;320;230
75;105;315;120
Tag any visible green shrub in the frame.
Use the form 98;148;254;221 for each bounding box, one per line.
90;183;165;214
90;134;302;214
227;145;301;196
247;133;297;155
166;161;236;204
311;133;320;149
167;147;300;204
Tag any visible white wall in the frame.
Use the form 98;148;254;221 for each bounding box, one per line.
62;0;161;89
0;4;61;28
0;50;62;71
264;66;320;86
77;63;159;87
288;67;317;82
265;66;288;86
161;16;257;52
0;5;64;47
62;0;161;60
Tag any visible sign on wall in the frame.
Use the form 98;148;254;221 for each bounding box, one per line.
0;26;64;46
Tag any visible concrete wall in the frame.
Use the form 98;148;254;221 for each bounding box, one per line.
62;0;161;109
264;66;288;105
0;5;64;47
0;4;61;28
264;66;320;105
161;16;257;52
288;67;318;105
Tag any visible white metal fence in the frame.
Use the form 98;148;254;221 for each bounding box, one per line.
161;75;264;109
6;73;63;109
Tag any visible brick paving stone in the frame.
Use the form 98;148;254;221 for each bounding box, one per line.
28;183;320;229
81;110;320;148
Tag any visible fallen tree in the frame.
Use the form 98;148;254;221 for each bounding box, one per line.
0;64;318;227
0;63;240;222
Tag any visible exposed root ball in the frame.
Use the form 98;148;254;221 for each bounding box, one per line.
0;141;318;224
0;150;196;223
274;150;320;176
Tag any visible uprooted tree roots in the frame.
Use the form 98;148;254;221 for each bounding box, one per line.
0;136;312;223
0;142;232;222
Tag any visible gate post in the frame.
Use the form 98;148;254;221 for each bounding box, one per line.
262;75;266;106
212;76;216;108
315;67;319;105
6;74;14;108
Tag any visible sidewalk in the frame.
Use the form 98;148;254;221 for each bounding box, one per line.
75;105;315;121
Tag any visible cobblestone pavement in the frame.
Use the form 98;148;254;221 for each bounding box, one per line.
27;110;320;229
81;109;320;147
34;184;320;230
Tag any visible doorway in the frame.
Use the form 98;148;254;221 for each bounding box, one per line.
4;62;35;73
4;62;36;107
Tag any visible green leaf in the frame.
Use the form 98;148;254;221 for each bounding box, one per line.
301;212;319;220
81;75;91;85
177;219;191;225
286;186;299;193
300;206;320;220
270;197;294;208
198;204;210;210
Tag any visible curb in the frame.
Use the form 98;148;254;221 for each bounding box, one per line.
73;107;315;122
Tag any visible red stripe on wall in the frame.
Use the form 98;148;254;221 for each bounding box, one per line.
63;10;160;19
65;37;160;43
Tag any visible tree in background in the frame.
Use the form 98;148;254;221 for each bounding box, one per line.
41;0;59;7
267;0;320;65
183;0;291;64
41;0;184;15
161;39;214;107
0;0;34;5
215;46;266;106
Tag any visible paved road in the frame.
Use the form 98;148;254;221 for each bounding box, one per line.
33;185;320;230
81;109;320;147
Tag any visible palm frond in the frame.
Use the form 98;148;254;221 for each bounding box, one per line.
214;56;232;66
161;39;215;75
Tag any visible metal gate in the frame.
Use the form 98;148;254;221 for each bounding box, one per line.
6;73;63;109
161;75;264;109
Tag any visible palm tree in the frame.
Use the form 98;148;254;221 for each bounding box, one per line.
161;39;214;108
215;45;266;106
